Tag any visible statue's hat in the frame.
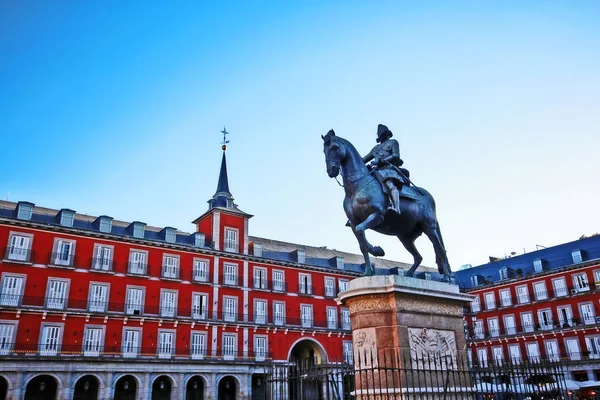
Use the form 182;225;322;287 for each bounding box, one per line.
376;124;393;139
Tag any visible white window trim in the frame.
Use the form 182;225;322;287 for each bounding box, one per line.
537;308;553;330
0;272;26;307
51;238;76;267
0;319;18;355
82;324;106;356
254;334;268;361
470;296;481;313
122;327;142;358
299;273;312;295
343;340;353;363
125;285;146;315
157;328;176;359
45;278;70;310
161;253;180;280
499;289;512;307
253;267;268;290
191;292;209;320
38;322;64;356
573;273;590;292
193;258;210;282
532;281;548;301
222;332;238;360
6;231;34;263
223;263;239;286
88;281;110;313
91;243;114;272
521;312;535;333
300;304;313;328
484;292;496;310
190;330;208;359
503;314;516;335
324;277;336;297
326;306;338;330
516;285;530;304
159;289;178;318
223;227;239;253
254;298;268;324
273;301;286;326
128;249;149;275
579;302;596;325
272;269;285;292
552;277;568;297
223;296;238;322
338;279;349;294
341;308;351;330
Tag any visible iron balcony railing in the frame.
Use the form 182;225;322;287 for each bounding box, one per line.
161;265;182;280
90;257;115;273
3;247;34;263
49;252;76;268
127;261;150;276
297;284;314;296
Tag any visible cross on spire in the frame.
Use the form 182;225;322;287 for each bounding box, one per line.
221;126;230;151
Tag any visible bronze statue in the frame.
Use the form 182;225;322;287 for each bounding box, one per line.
322;128;452;282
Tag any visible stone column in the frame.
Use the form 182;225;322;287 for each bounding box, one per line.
338;275;474;400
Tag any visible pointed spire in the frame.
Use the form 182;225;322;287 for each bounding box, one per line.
208;128;235;210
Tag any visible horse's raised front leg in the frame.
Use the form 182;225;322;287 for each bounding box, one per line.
352;212;385;276
398;231;423;278
423;222;451;282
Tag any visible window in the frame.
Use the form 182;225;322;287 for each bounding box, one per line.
254;335;267;361
162;255;179;279
557;306;573;327
132;222;145;239
192;293;208;320
341;309;351;330
301;304;313;328
16;202;33;220
508;344;521;363
253;243;262;257
492;347;503;364
477;348;488;367
343;341;353;363
552;278;568;297
224;228;238;252
474;320;484;339
470;296;481;313
46;279;68;310
272;270;284;292
0;322;16;355
533;281;547;301
223;263;238;286
336;257;344;270
572;250;583;264
98;217;112;233
338;279;349;293
223;333;237;360
484;292;496;310
158;330;174;358
0;274;24;306
83;326;103;356
498;268;508;280
6;233;32;262
92;245;113;271
194;233;205;248
580;303;595;325
164;228;176;243
526;342;540;362
488;318;499;337
565;338;580;360
254;267;267;289
521;312;534;333
128;250;147;275
299;274;312;295
545;340;559;362
533;259;543;272
193;259;209;282
585;336;600;359
254;299;267;324
516;285;530;304
537;309;553;330
88;283;108;312
122;329;140;358
325;278;336;297
40;324;62;356
160;290;177;318
190;331;207;359
224;297;237;322
327;307;338;329
273;302;285;326
595;270;600;286
125;287;144;315
499;289;512;307
59;210;74;227
296;249;305;264
471;275;480;286
573;273;589;292
503;315;516;335
53;239;75;266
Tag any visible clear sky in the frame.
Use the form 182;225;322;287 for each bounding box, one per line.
1;1;599;270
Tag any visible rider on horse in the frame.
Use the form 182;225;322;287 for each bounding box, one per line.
362;124;408;215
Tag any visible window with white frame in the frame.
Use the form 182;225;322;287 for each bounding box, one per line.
474;320;484;339
299;273;312;295
273;301;285;326
132;223;145;239
499;268;509;280
557;306;573;327
158;330;174;358
46;279;68;310
336;257;344;270
254;299;267;324
503;315;516;335
223;296;237;322
190;331;207;359
92;245;113;271
254;267;267;289
223;263;238;286
471;275;480;287
254;335;267;361
222;333;237;360
325;277;336;297
477;347;488;367
343;341;353;363
39;324;62;356
537;309;553;330
0;322;16;355
160;290;177;318
586;336;600;359
83;326;103;356
526;342;540;361
565;338;580;360
552;278;568;297
341;308;351;330
572;250;583;264
6;233;32;262
516;285;530;304
573;273;589;292
162;255;179;279
301;304;313;328
88;283;108;312
122;329;140;358
580;303;595;325
470;296;481;313
499;289;512;307
533;281;547;301
327;307;338;329
521;312;534;333
484;292;496;310
125;287;144;315
492;347;503;364
545;340;560;362
338;279;349;294
53;239;75;266
0;274;24;306
508;344;521;363
192;293;208;320
224;228;238;252
533;259;543;272
488;318;499;337
595;270;600;286
272;270;284;291
128;250;147;275
193;259;209;282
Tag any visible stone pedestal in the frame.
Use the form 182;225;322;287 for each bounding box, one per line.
338;275;474;400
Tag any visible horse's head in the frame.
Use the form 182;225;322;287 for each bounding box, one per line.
322;129;346;178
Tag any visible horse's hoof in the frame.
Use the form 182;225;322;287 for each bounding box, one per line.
370;246;385;257
363;268;375;277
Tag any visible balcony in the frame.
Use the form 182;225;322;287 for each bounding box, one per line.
127;262;149;277
49;252;76;268
90;257;114;273
161;265;181;280
252;279;270;291
220;274;239;287
297;284;313;296
270;281;287;293
3;247;34;264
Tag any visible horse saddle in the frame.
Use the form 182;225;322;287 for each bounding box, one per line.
399;185;419;201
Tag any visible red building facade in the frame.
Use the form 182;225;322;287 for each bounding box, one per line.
0;150;413;400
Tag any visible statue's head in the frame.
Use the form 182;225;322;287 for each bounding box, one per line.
322;129;343;178
376;124;393;143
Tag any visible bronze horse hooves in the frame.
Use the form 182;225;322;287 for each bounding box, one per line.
370;246;385;257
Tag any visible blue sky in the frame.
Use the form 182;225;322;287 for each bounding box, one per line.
1;1;599;269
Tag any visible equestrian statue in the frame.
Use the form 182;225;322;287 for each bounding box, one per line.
322;125;452;282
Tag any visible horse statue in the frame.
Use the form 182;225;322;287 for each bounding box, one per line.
322;129;452;282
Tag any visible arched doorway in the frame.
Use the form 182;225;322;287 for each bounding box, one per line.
114;375;137;400
73;375;99;400
0;375;7;400
288;340;327;400
24;375;58;400
151;376;172;400
217;376;236;400
185;376;204;400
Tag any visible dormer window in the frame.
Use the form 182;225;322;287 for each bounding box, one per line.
16;202;34;220
336;257;344;270
98;216;113;233
132;222;146;239
471;275;481;287
572;250;583;264
223;228;238;252
533;259;543;272
193;232;205;248
296;250;305;264
499;268;509;280
162;227;176;243
58;209;75;227
253;243;263;257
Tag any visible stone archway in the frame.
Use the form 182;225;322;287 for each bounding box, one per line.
288;339;328;400
24;375;58;400
73;375;99;400
288;338;328;365
0;375;7;400
217;376;237;400
151;375;172;400
185;375;205;400
114;375;137;400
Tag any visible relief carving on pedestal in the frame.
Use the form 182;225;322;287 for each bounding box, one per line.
353;327;378;368
408;327;457;370
395;297;462;316
347;295;392;314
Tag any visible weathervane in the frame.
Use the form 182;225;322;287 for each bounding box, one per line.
221;126;230;151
